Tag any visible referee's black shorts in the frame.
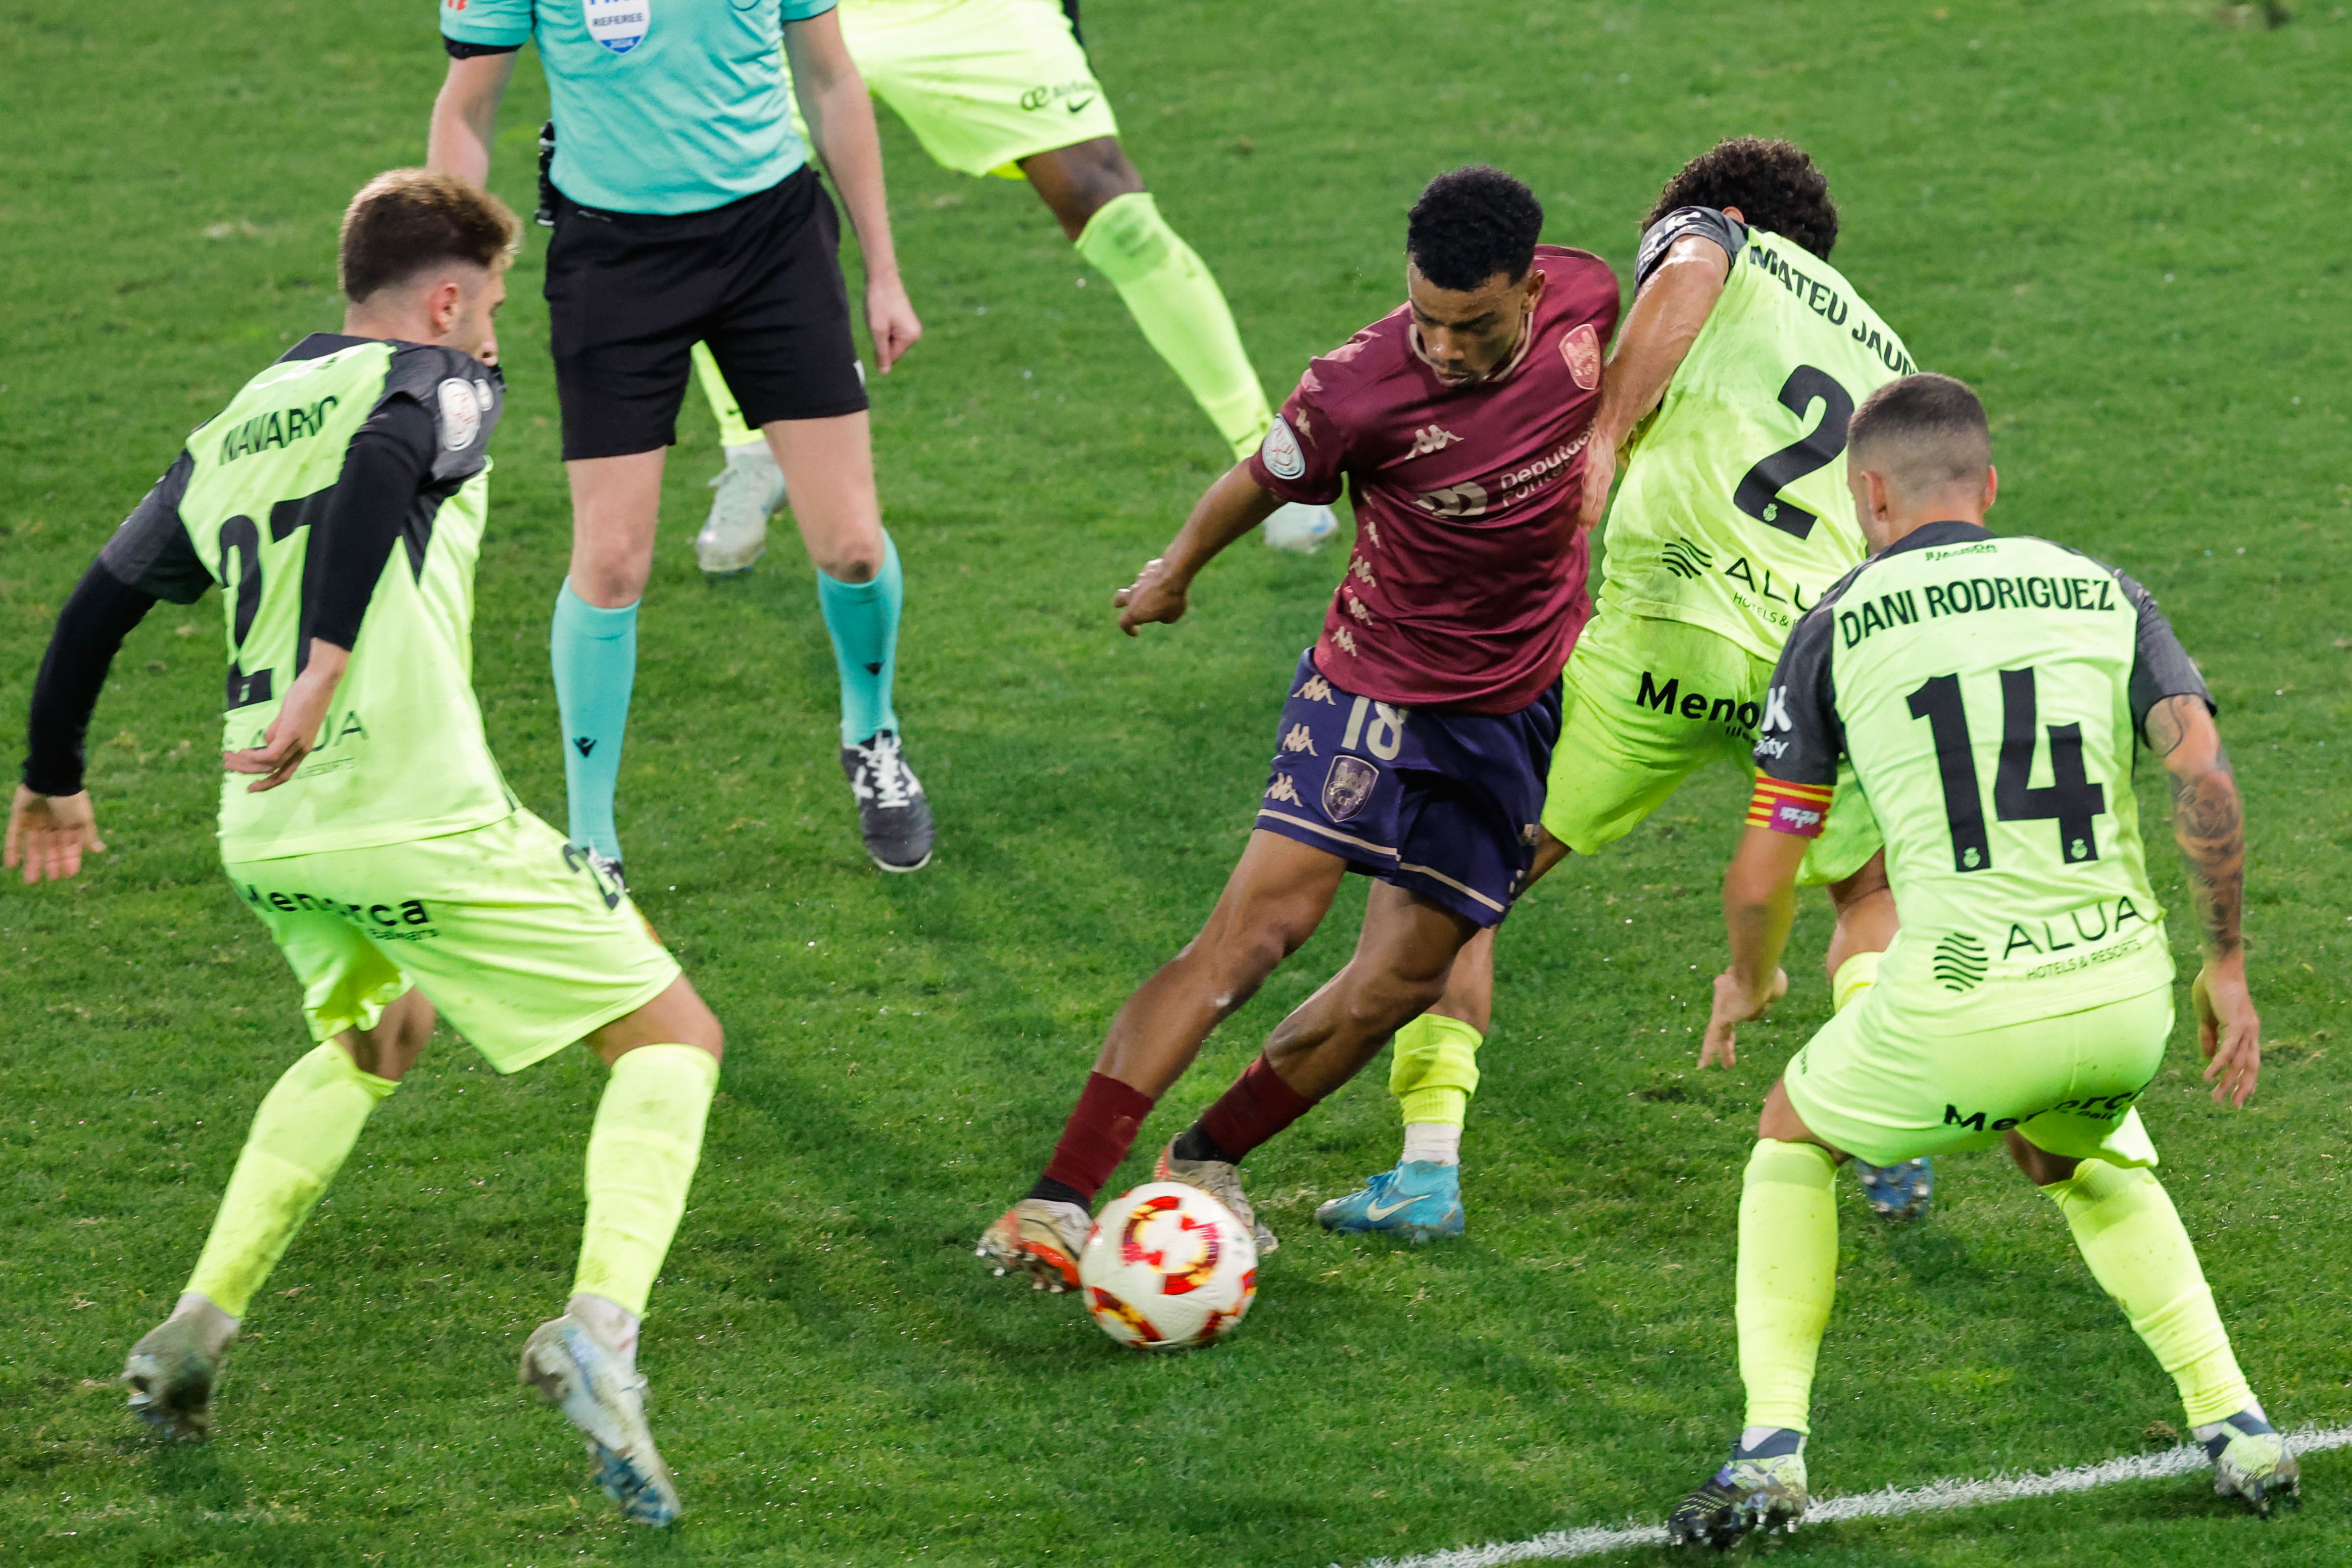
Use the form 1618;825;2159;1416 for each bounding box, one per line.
544;164;869;461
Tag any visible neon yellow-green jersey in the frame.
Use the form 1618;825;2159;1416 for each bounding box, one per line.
1751;522;2214;1027
1603;208;1917;660
95;334;516;860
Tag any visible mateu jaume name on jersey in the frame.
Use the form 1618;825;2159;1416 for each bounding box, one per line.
1746;242;1916;379
1837;561;2123;650
218;397;340;465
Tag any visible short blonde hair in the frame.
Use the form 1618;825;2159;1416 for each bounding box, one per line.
338;169;520;304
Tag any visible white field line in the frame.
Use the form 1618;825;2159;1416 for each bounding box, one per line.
1340;1422;2352;1568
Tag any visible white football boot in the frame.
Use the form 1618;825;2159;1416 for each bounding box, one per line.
977;1198;1092;1292
695;440;784;576
520;1310;682;1527
1153;1141;1277;1255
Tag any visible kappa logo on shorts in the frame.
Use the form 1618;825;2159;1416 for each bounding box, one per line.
1322;756;1380;822
1260;416;1307;481
1280;723;1319;756
1291;673;1337;704
1265;773;1304;806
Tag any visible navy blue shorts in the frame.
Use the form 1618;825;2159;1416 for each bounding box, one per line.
1252;651;1561;927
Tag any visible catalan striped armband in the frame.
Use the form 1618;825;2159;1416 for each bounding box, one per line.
1747;776;1833;839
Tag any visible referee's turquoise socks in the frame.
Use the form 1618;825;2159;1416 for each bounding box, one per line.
552;580;638;861
1076;192;1275;461
817;531;903;748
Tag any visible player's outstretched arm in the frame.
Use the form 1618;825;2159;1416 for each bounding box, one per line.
2146;692;2259;1106
786;11;919;372
1700;825;1802;1068
427;52;517;189
1577;235;1732;530
1114;464;1284;636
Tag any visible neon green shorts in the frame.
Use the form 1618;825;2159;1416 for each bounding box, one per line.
839;0;1120;178
1783;981;2172;1169
223;809;681;1074
1540;608;1880;887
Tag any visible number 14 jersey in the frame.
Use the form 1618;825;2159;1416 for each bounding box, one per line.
1604;208;1917;661
99;334;513;860
1755;521;2213;1026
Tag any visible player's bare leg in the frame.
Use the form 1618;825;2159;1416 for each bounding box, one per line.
521;976;724;1528
124;988;437;1442
1321;828;1569;1239
1154;880;1476;1254
1023;136;1333;553
982;832;1347;1287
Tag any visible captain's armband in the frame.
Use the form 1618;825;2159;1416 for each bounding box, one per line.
1747;776;1833;839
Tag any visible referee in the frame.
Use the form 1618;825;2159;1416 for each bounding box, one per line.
429;0;935;878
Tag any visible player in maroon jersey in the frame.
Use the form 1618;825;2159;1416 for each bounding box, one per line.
979;167;1621;1288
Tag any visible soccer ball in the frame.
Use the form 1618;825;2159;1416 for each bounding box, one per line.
1077;1182;1258;1351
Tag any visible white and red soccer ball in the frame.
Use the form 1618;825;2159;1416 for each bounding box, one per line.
1077;1182;1258;1351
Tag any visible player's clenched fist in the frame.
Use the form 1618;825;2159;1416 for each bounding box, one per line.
1114;557;1190;636
1699;964;1787;1069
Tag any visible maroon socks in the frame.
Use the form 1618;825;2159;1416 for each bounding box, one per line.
1032;1071;1155;1207
1190;1054;1316;1165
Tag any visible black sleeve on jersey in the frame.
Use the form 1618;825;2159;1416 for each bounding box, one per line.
1062;0;1085;47
308;398;438;651
99;452;211;604
2111;567;2216;738
1633;207;1748;291
22;565;159;797
1754;570;1865;787
444;37;520;58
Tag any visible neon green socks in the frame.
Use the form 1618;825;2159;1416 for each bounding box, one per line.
1390;1013;1484;1165
692;341;761;451
2042;1159;2254;1426
185;1042;399;1318
573;1045;719;1318
1075;192;1273;461
1737;1139;1839;1434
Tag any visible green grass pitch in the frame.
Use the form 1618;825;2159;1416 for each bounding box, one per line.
6;1;2351;1562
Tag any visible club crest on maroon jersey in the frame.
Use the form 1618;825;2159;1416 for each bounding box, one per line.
1559;322;1601;390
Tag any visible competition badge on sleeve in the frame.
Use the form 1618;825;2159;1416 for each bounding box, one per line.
583;0;650;55
1260;416;1307;481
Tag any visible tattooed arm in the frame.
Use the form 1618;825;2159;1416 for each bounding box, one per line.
2144;691;2258;1107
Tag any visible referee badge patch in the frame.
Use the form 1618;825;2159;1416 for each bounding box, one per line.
1260;415;1306;481
583;0;650;55
436;378;483;450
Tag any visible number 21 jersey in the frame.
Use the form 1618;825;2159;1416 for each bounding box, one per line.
1754;522;2213;1026
1604;208;1917;661
99;335;514;860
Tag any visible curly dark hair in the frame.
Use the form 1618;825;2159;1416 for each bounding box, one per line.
1407;166;1544;290
1642;137;1837;261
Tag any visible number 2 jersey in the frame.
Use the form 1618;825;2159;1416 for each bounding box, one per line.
1603;208;1917;661
78;334;515;860
1752;521;2213;1026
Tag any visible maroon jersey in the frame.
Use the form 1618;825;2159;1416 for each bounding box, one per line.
1247;245;1620;713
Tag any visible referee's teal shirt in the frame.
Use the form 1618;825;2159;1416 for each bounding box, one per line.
441;0;839;216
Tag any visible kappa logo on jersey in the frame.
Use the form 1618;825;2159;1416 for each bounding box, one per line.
583;0;649;55
1558;321;1601;390
436;378;484;451
1260;416;1307;481
1343;592;1375;626
1406;424;1462;460
1350;557;1376;589
1323;756;1380;822
1329;625;1359;656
